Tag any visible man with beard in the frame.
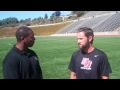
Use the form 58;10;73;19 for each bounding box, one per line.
68;27;112;79
3;26;43;79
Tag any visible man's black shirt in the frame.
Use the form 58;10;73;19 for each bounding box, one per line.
68;48;112;79
3;46;43;79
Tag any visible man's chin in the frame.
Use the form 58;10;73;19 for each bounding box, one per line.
79;46;82;49
28;44;34;47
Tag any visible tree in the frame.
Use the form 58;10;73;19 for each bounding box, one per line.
0;20;2;26
44;14;48;19
50;13;55;23
54;11;61;17
71;11;76;14
50;15;54;22
71;11;86;17
0;17;19;27
37;17;42;20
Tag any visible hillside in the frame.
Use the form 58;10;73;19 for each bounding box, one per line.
0;21;73;37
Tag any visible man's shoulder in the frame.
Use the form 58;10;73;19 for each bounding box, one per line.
28;49;35;53
73;49;80;53
5;47;16;56
72;50;81;56
94;48;107;56
3;47;20;63
27;49;37;56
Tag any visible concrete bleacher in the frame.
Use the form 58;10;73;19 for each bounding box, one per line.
56;20;78;34
93;12;120;32
82;11;115;18
55;11;120;34
71;14;112;33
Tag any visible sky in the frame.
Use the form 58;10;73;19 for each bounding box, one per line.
0;11;72;21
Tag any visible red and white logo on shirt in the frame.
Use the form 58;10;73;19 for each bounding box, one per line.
81;58;92;70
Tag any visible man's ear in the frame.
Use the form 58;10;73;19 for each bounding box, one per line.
21;36;24;41
89;36;92;42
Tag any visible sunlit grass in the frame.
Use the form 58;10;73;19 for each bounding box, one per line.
0;36;120;79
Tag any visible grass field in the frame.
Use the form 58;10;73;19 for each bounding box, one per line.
0;36;120;79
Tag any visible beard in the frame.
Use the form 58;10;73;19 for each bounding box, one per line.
78;41;89;50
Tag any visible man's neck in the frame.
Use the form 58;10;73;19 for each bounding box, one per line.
15;43;27;53
83;45;94;53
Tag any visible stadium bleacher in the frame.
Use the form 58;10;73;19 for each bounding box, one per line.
56;11;120;34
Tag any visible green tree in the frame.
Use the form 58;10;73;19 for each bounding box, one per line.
0;20;2;26
44;14;48;19
71;11;87;17
54;11;61;17
1;17;19;27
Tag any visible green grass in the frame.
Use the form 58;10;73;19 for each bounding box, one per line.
0;36;120;79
